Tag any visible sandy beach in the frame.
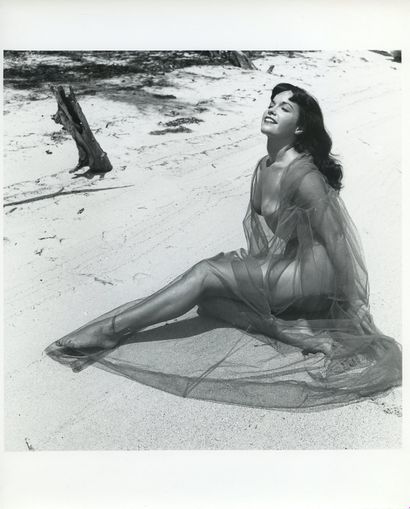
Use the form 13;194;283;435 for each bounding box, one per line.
3;50;402;450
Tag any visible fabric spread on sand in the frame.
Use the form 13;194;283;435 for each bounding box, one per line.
46;155;402;409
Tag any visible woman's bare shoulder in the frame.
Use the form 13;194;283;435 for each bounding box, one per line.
282;155;328;199
252;155;269;182
257;155;269;169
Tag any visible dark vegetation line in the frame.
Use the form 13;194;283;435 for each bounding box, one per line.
3;50;310;90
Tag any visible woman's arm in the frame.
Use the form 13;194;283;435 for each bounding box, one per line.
296;170;368;305
250;158;263;213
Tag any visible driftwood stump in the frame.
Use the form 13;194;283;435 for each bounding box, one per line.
206;51;257;70
51;85;112;174
227;51;257;70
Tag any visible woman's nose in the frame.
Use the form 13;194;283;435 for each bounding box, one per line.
268;109;278;120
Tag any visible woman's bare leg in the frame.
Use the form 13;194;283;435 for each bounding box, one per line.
58;254;334;355
58;260;235;349
266;251;335;355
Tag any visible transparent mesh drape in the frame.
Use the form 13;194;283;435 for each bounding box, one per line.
46;155;402;410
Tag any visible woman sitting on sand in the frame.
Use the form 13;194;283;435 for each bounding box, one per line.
47;83;401;409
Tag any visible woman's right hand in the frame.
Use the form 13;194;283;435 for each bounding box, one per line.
349;298;374;334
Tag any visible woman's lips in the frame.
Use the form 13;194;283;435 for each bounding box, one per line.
264;116;277;124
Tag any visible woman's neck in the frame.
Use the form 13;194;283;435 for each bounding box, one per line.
266;138;294;165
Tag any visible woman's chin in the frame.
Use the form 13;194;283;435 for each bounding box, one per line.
261;125;277;137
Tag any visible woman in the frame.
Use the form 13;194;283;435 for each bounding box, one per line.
46;83;402;409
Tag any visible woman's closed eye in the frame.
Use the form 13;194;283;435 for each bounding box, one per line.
268;102;292;112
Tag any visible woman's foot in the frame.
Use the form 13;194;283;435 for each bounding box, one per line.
279;318;333;356
302;335;333;356
57;318;120;350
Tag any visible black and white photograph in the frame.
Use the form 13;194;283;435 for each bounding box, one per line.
4;48;403;449
1;1;409;509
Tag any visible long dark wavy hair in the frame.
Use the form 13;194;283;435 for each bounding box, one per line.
271;83;343;191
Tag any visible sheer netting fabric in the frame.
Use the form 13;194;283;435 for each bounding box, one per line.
45;154;402;410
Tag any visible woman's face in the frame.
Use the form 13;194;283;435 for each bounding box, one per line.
261;90;301;140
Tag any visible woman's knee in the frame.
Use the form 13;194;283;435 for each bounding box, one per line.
184;259;212;288
186;258;229;296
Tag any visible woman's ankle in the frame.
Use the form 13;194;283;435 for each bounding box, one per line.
106;315;133;338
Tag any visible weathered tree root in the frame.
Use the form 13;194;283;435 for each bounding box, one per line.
227;51;257;70
51;85;113;174
3;185;133;208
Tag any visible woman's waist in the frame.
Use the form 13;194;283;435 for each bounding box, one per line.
270;235;324;256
